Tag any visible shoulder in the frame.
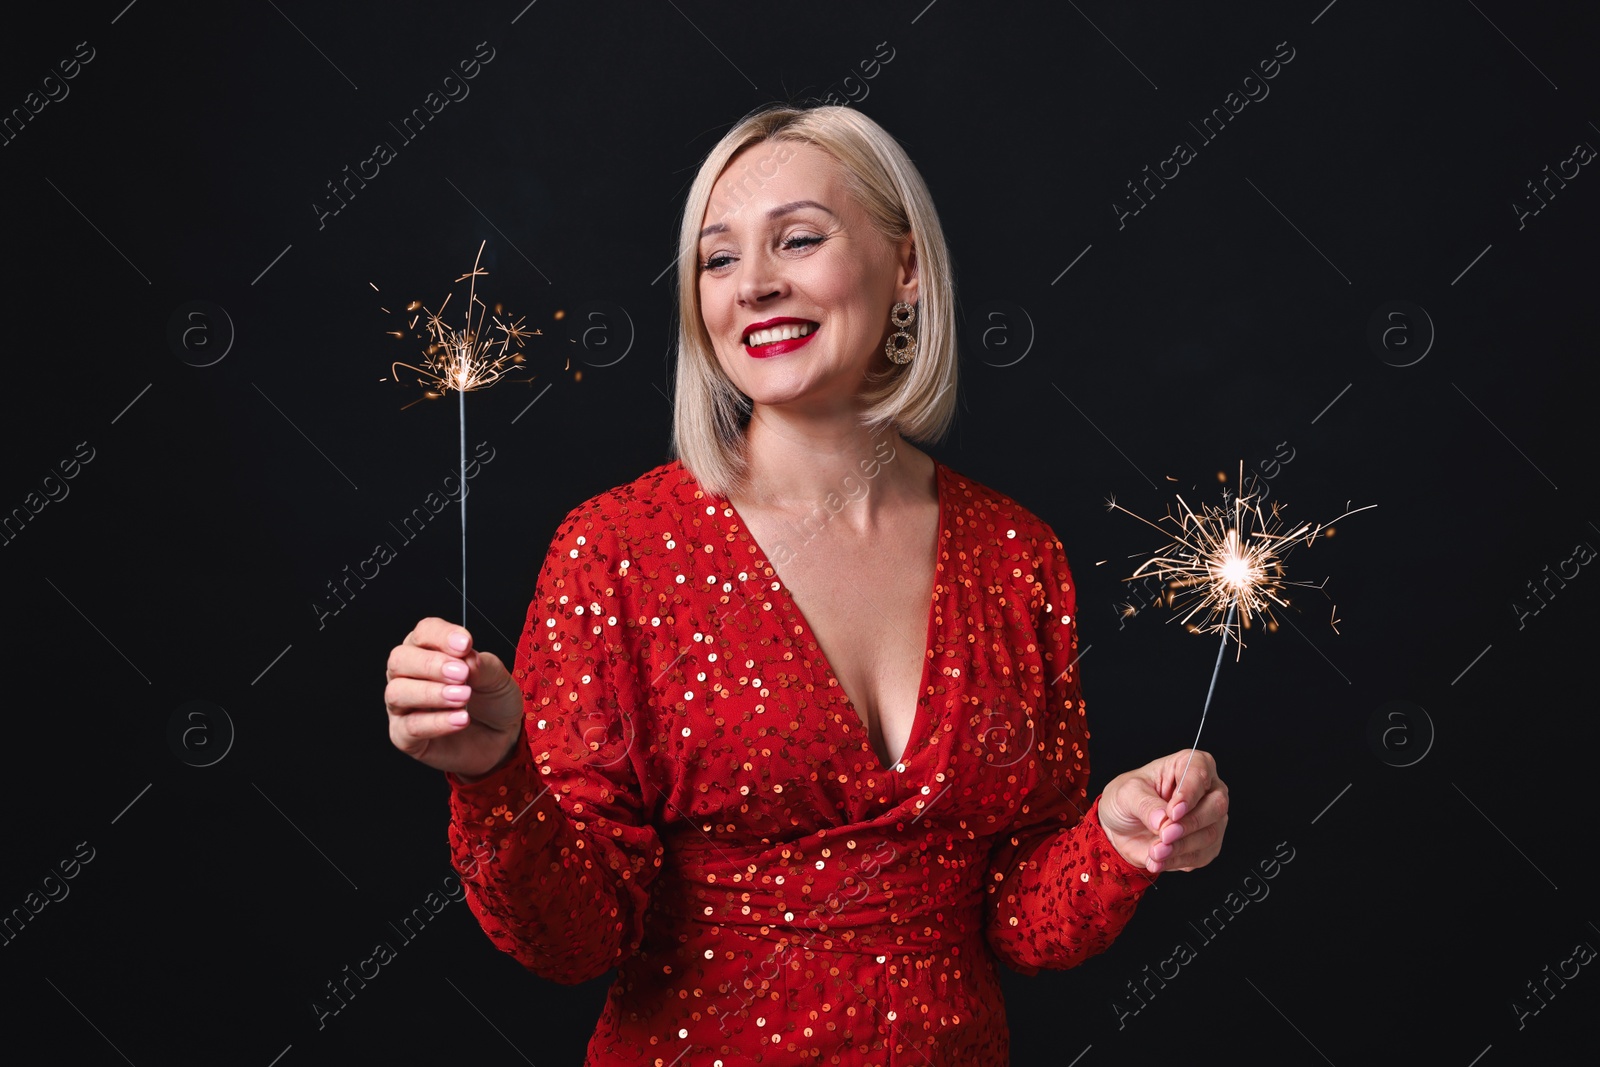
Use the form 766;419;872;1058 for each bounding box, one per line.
544;458;707;562
558;457;699;526
937;460;1078;614
937;460;1068;560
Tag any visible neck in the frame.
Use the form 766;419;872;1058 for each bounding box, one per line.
732;405;931;531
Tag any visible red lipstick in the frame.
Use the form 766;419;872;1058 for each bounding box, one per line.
742;317;820;358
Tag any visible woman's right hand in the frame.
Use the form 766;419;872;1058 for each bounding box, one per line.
385;617;525;780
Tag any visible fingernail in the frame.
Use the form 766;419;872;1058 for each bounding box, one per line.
448;710;470;725
443;685;471;702
449;633;469;651
1172;800;1190;821
442;661;468;681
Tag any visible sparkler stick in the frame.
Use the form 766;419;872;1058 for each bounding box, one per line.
1174;602;1233;803
460;386;466;626
381;240;537;624
1109;465;1374;803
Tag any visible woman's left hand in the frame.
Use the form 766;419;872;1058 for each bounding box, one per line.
1097;749;1228;875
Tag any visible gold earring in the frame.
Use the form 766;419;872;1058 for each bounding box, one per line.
885;301;917;364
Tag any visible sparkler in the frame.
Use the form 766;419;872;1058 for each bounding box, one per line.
380;240;537;624
1108;464;1374;800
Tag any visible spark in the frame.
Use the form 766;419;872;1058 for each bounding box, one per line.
1108;463;1374;659
1110;463;1373;803
387;239;540;409
381;240;543;625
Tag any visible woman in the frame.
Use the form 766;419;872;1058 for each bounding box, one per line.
384;104;1228;1065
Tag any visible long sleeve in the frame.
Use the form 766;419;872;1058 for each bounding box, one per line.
444;500;664;985
983;531;1154;976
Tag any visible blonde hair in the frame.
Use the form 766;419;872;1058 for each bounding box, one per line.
669;104;959;499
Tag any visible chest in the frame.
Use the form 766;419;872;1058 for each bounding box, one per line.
741;503;940;770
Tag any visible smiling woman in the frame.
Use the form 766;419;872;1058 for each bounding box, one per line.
384;103;1231;1067
673;106;959;500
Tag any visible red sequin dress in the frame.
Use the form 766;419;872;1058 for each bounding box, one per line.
446;456;1155;1065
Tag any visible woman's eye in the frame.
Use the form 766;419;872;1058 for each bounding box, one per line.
698;235;824;273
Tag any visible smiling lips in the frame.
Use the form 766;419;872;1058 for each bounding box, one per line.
743;319;820;358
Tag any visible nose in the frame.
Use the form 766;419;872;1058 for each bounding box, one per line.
735;247;788;308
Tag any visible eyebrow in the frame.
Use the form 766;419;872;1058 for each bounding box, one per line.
699;199;836;239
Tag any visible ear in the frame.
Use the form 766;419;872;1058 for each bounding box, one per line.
896;233;919;306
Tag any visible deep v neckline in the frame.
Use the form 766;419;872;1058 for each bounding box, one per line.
719;460;947;776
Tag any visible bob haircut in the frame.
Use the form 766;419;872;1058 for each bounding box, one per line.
669;104;959;499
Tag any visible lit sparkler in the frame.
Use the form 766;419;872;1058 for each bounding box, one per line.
1108;464;1374;799
379;240;538;624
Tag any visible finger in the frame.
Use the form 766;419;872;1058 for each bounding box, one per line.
1167;814;1227;869
387;643;472;685
465;650;512;690
1169;750;1219;811
1175;777;1229;834
405;617;475;656
390;707;473;751
385;677;473;715
1164;812;1222;863
1107;770;1174;834
1125;782;1173;834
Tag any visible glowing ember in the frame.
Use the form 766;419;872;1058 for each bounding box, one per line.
1109;463;1374;799
385;239;537;410
1108;464;1373;656
376;240;541;623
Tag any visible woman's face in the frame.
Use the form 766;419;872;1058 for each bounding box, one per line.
696;139;917;417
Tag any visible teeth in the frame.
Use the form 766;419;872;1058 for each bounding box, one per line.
745;322;816;346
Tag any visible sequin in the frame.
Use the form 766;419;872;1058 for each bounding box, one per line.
445;457;1153;1065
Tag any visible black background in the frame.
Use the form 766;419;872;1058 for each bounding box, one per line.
3;1;1595;1064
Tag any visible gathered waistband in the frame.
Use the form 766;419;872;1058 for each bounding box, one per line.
649;832;993;956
